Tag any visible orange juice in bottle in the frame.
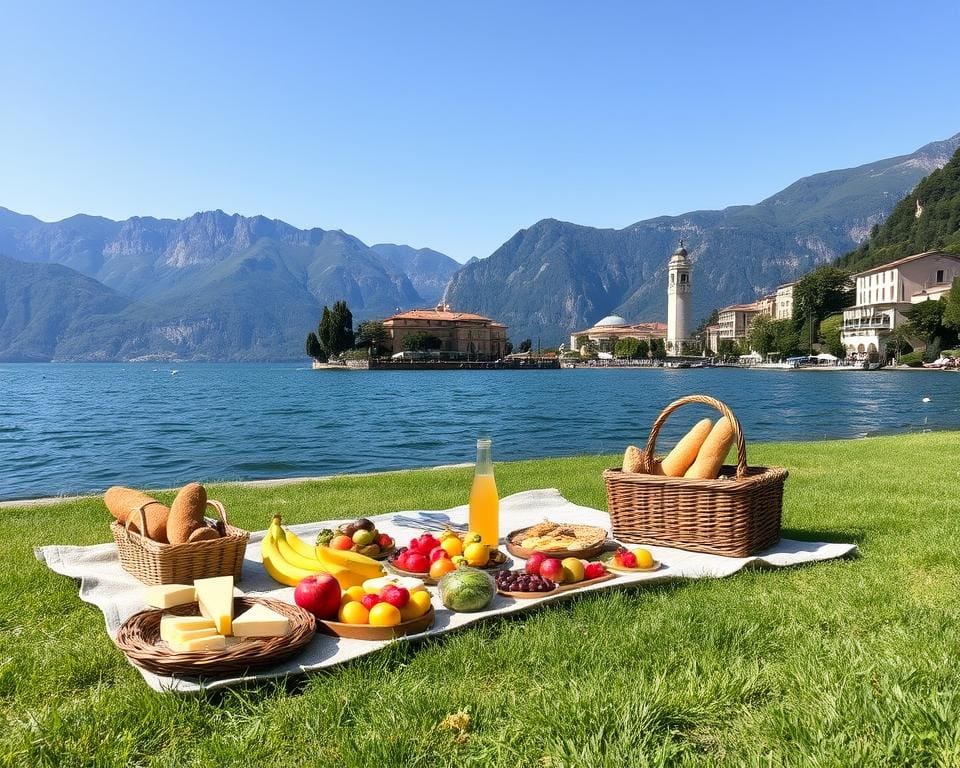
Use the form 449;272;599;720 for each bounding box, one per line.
469;438;500;546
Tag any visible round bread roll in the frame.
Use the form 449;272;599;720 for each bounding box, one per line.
621;445;644;473
104;486;169;543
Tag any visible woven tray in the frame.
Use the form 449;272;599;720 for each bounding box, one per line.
115;597;316;676
604;394;787;557
505;522;607;559
111;500;249;585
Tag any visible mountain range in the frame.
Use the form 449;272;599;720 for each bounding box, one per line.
1;132;957;360
445;133;960;343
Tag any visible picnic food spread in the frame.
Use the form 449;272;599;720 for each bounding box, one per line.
88;394;789;683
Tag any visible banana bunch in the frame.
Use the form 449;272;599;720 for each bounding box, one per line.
261;515;384;588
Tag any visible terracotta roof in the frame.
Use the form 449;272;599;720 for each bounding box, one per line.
854;250;960;277
383;309;499;323
777;281;798;289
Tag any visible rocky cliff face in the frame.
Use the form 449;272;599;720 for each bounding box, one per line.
445;133;960;343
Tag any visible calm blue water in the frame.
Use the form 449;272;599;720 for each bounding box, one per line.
1;363;959;501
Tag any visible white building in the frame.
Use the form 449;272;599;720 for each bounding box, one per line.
569;316;667;354
666;241;692;355
841;250;960;359
775;282;796;320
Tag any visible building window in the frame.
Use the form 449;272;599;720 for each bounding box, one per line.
936;269;944;284
670;274;675;285
680;273;688;283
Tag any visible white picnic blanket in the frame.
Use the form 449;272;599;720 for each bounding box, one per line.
36;489;856;694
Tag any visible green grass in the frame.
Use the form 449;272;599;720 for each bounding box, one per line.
3;433;960;767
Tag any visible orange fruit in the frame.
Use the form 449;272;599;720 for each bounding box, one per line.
400;590;432;621
338;601;369;625
430;557;457;580
343;586;366;603
463;542;490;567
440;537;463;557
368;602;402;627
632;548;654;569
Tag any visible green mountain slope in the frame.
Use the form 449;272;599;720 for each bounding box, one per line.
837;147;960;272
445;133;960;343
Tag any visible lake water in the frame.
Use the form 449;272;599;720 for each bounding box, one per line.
2;363;959;501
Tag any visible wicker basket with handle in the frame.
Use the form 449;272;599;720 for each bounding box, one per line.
603;395;787;557
111;499;249;585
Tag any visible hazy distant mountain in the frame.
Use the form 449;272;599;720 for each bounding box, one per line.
445;133;960;343
0;210;454;360
371;243;461;305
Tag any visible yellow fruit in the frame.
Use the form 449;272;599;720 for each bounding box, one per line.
632;548;655;569
451;555;467;568
368;602;402;627
401;589;433;621
438;529;458;542
338;601;370;625
440;537;463;557
430;557;457;580
463;531;483;545
316;546;384;579
561;557;585;583
463;542;490;567
343;585;366;603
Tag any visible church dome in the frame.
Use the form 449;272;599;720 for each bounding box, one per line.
673;242;688;258
594;314;629;328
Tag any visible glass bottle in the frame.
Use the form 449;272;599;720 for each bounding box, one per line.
468;438;500;546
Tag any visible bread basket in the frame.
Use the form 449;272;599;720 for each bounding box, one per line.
603;395;787;557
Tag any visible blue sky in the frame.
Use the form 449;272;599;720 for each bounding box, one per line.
2;1;959;262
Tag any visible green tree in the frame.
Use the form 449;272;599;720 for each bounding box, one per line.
650;338;667;361
305;331;324;361
904;299;946;346
770;320;801;357
519;339;532;353
614;337;642;359
943;278;960;331
325;300;355;356
818;314;845;358
355;320;390;357
635;338;650;359
747;315;776;355
717;339;737;358
402;331;428;351
793;266;855;352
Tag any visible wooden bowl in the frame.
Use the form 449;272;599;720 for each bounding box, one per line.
316;606;435;640
505;522;608;560
497;571;616;599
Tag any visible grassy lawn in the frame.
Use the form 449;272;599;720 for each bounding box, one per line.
3;432;960;766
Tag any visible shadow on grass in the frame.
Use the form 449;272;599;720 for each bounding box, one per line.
781;526;865;547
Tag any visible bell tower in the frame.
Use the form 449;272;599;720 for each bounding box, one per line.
666;239;692;355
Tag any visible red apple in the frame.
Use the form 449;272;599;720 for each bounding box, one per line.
539;557;565;583
377;533;394;549
330;534;354;551
404;552;430;573
417;534;441;554
293;573;341;620
429;546;449;562
361;594;381;610
381;584;410;608
584;562;606;580
525;552;547;575
620;551;638;568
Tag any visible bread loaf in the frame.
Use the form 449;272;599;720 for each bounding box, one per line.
621;445;644;473
104;486;169;542
684;417;735;480
167;482;213;545
656;418;714;477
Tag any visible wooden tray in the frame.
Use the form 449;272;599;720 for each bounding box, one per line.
115;597;316;676
317;606;435;640
497;571;616;599
505;523;608;560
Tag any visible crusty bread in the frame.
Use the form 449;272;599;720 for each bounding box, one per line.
167;482;212;545
621;445;644;473
104;486;169;542
684;417;735;480
187;525;220;542
657;418;714;477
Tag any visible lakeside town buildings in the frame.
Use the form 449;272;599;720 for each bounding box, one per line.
382;304;507;359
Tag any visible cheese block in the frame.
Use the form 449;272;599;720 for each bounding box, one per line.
143;584;196;609
168;633;226;653
362;575;426;594
167;626;220;645
194;576;235;636
231;603;291;638
159;615;216;643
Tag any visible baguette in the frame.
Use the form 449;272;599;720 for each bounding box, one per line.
684;417;735;480
656;418;714;477
167;482;215;545
104;486;169;542
621;445;644;473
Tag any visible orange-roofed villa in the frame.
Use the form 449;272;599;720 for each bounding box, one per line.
382;303;508;360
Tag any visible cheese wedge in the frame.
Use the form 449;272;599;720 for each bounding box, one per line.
194;575;235;636
169;633;226;653
159;615;216;643
144;584;196;609
167;626;220;645
231;603;291;638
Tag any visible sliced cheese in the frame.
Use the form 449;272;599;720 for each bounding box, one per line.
194;575;234;636
168;626;220;645
362;575;426;594
169;633;226;653
159;615;216;643
231;603;291;638
144;584;196;609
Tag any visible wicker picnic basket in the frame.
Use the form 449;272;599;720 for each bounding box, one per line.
111;499;249;585
603;395;787;557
